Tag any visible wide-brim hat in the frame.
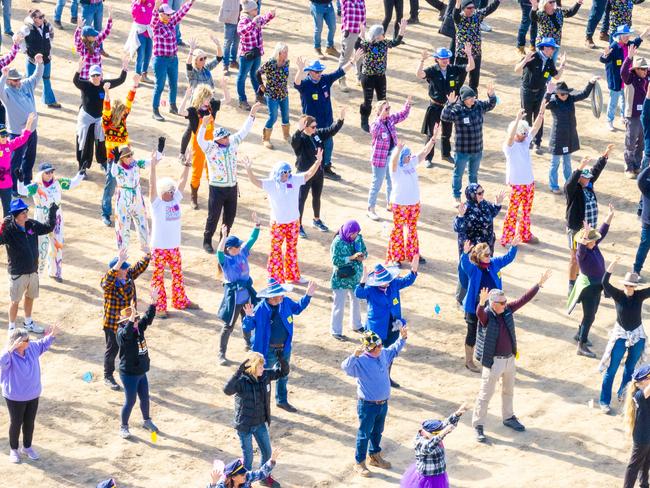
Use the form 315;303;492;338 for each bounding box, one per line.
580;228;601;242
7;68;21;80
433;47;453;59
257;278;293;298
555;82;572;95
213;127;231;140
633;364;650;382
613;24;634;39
536;37;559;49
304;60;326;72
118;145;133;160
117;306;140;323
9;198;29;215
620;272;641;287
108;257;130;270
633;57;649;69
366;264;400;287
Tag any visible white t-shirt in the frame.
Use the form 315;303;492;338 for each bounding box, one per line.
151;190;183;249
262;173;306;224
390;155;420;205
504;134;534;185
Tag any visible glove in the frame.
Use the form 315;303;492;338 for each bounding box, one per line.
111;147;121;162
157;136;166;154
237;359;250;374
13;167;24;182
49;203;59;217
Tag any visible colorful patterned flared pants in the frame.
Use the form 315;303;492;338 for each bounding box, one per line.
151;247;190;311
267;220;301;283
386;203;420;263
500;183;534;246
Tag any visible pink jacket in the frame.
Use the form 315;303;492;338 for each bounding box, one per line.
131;0;155;25
369;102;410;167
0;130;31;189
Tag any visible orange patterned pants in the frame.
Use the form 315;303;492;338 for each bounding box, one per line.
500;183;535;246
386;203;420;263
267;221;301;283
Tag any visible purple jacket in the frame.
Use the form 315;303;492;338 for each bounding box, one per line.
621;56;650;118
0;335;54;401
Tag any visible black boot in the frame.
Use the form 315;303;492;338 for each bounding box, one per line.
243;330;252;351
388;363;400;388
203;236;214;254
218;326;233;365
360;106;370;133
169;103;179;115
152;108;165;121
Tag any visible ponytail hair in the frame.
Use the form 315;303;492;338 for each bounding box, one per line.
624;381;641;438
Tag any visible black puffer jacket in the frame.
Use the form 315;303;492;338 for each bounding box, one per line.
223;356;289;433
564;155;607;232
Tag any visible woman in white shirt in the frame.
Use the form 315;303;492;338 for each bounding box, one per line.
243;152;322;284
501;105;546;247
387;128;438;266
149;148;199;318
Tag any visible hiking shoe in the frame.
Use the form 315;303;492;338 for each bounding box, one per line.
23;321;44;334
313;219;329;232
368;453;391;469
323;166;341;181
152;108;165;121
535;144;544;155
315;47;325;58
577;343;596;358
585;36;596;49
354;461;371;477
299;226;308;239
367;209;380;221
20;447;39;460
259;476;281;487
525;235;540;244
425;160;434;168
573;334;592;347
331;333;346;341
142;419;159;433
119;425;131;439
203;241;215;254
475;425;487;443
104;376;121;391
169;103;179;115
503;416;525;432
47;102;62;109
239;100;251;111
276;402;298;413
406;16;419;24
390;378;401;388
516;46;526;55
599;31;610;41
325;46;340;57
54;20;63;29
102;216;112;227
8;449;20;463
600;403;612;414
218;355;229;366
419;256;427;264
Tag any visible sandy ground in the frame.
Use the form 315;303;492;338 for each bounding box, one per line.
1;0;650;486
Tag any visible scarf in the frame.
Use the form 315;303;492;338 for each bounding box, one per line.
339;220;360;243
43;178;54;188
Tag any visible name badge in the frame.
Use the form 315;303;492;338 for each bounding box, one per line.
312;93;318;100
381;133;388;139
463;117;470;124
562;146;569;153
45;33;50;39
449;80;455;87
142;6;147;11
267;384;271;392
616;59;622;66
287;316;293;323
392;297;399;305
543;71;549;78
323;91;329;98
638;105;644;111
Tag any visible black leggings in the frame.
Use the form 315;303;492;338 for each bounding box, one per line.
5;397;39;450
298;170;324;223
465;312;478;347
578;283;602;343
521;88;545;146
454;54;482;92
76;123;107;170
360;74;387;117
219;303;251;356
382;0;404;39
204;185;239;242
624;443;650;488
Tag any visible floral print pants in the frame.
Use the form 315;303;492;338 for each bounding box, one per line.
115;189;150;251
151;247;190;311
386;203;420;263
501;183;535;246
267;221;301;283
36;207;63;279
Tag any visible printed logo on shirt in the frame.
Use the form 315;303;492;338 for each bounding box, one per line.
138;337;148;356
392;297;399;305
165;202;181;221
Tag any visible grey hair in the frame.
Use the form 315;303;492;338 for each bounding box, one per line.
507;119;530;136
157;177;177;197
488;289;507;304
271;42;288;61
366;24;385;42
8;327;29;344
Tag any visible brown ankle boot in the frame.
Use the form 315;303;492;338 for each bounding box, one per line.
281;123;291;142
262;127;274;149
368;453;391;469
190;185;199;210
465;344;480;372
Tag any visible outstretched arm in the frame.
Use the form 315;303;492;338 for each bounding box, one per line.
242;156;263;189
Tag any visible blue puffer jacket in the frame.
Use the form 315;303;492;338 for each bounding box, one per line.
460;246;518;314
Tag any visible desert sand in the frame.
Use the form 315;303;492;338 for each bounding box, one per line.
1;0;650;486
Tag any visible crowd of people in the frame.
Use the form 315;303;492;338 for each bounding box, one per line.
0;0;648;486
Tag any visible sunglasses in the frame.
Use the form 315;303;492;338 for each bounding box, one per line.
90;74;101;78
309;124;317;129
280;170;291;175
476;191;484;195
197;56;207;61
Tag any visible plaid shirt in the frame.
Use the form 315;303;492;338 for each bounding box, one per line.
583;187;598;228
369;101;410;167
101;256;150;332
237;11;274;56
151;0;194;57
413;413;460;476
441;95;496;154
0;43;18;69
74;17;112;79
341;0;366;34
186;57;221;88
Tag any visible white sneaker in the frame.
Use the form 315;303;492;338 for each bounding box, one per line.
480;21;492;32
367;209;380;221
8;449;20;463
20;446;39;460
23;321;44;334
120;426;131;439
607;120;615;131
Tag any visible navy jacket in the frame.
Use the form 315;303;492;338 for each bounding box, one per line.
599;37;643;90
294;69;345;126
217;278;258;325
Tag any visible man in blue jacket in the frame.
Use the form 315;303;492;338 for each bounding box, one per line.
243;278;316;413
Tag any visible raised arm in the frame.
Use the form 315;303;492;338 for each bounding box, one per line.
417;131;438;161
416;50;428;79
514;50;535;74
242;156;263;189
507;109;525;146
294;56;307;85
177;148;191;194
149;154;158;203
530;100;547;139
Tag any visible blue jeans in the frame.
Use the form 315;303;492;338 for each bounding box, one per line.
237;423;272;471
549;153;572;191
607;89;625;123
0;187;11;216
2;0;11;34
119;373;150;426
452;151;482;198
81;2;102;30
517;2;537;47
264;96;289;128
10;131;37;191
236;55;261;102
152;55;179;109
585;0;607;37
54;0;79;22
634;225;650;274
26;61;56;105
223;23;240;66
310;2;336;49
264;347;290;404
135;33;153;75
599;338;645;406
367;164;392;209
355;399;388;463
323;136;334;169
102;162;116;219
170;0;183;43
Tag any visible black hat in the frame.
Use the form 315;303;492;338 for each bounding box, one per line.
555;82;572;95
461;0;476;7
459;85;477;101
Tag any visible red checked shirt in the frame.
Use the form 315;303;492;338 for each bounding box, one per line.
151;0;194;57
74;17;112;80
369;101;410;167
237;11;274;56
0;43;18;69
341;0;366;34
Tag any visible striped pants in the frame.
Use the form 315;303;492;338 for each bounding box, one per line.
267;221;301;283
500;183;534;246
386;203;420;263
151;247;190;311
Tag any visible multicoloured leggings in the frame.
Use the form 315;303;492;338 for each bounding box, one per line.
36;208;64;279
151;247;190;311
267;221;301;283
500;183;535;246
386;203;420;263
115;190;150;251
